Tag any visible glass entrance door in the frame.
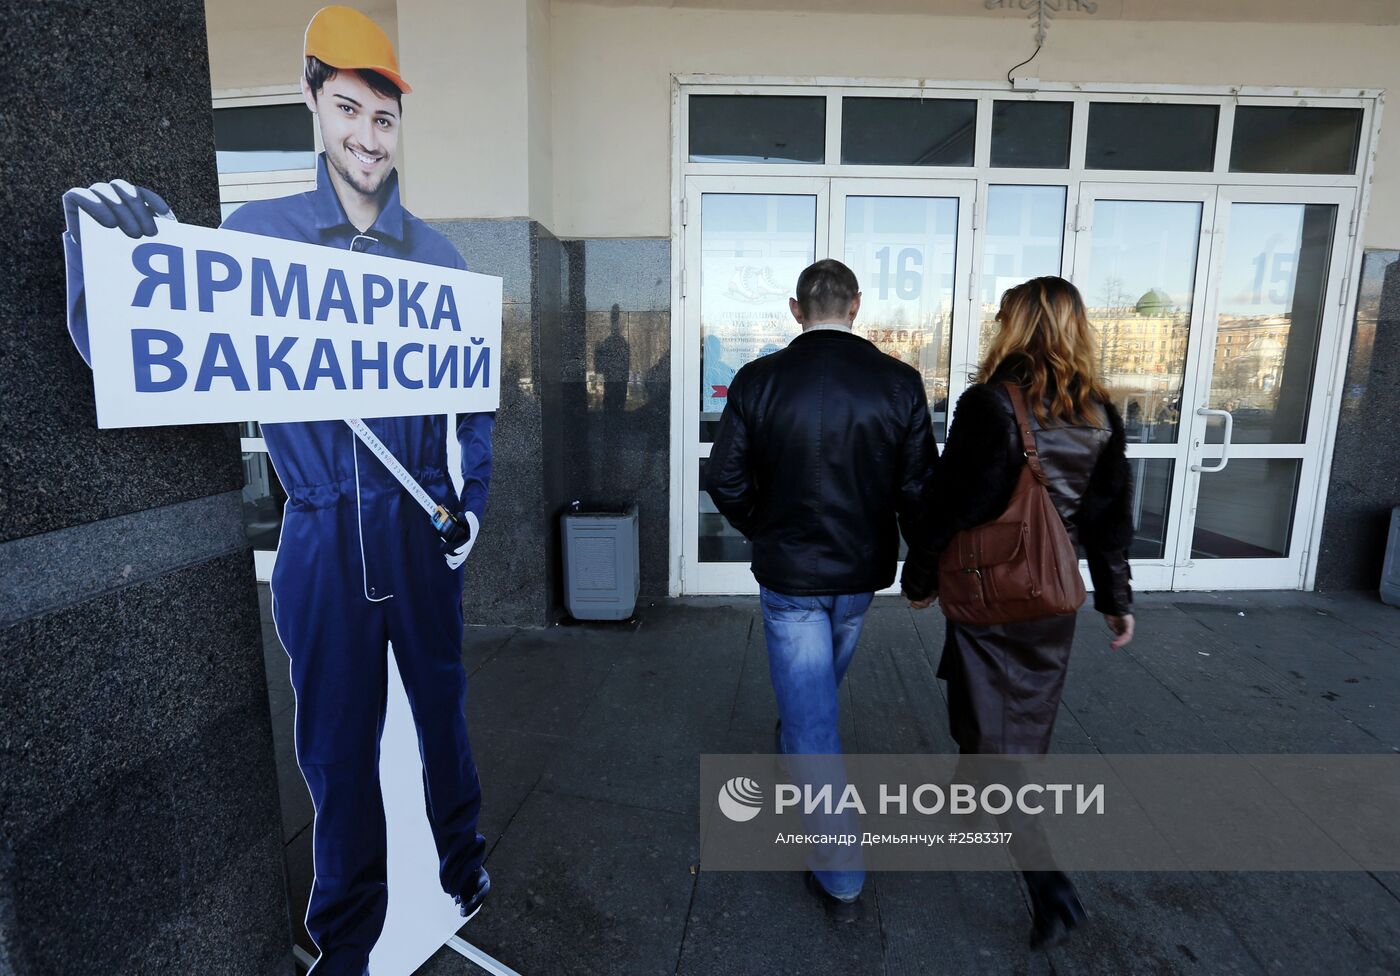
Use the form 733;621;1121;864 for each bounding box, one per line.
1073;183;1356;591
1173;187;1356;589
1071;184;1220;591
682;177;829;594
680;176;974;594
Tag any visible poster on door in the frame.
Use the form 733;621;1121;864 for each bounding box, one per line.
698;199;815;413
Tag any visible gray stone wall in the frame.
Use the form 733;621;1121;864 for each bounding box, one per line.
434;219;569;624
431;222;671;621
0;2;290;973
560;239;672;600
1316;249;1400;591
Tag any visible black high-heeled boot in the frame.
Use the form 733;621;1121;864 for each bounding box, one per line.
1023;870;1086;950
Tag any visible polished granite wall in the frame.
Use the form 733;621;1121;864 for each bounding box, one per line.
1316;249;1400;591
434;220;569;624
0;2;289;973
560;240;672;599
429;226;671;620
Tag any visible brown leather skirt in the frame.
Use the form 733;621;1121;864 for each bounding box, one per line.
938;613;1077;755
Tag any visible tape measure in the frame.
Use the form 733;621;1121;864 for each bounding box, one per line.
345;418;477;554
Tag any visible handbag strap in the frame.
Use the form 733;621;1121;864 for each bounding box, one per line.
1003;382;1049;486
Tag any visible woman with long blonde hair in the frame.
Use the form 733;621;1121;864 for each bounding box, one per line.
902;275;1135;950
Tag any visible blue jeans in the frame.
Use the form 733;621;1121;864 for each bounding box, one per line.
760;586;874;901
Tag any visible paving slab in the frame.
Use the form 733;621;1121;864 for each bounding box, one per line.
877;870;1049;976
1046;872;1268;976
845;605;952;753
676;869;883;976
458;789;696;976
1191;872;1400;976
465;626;619;739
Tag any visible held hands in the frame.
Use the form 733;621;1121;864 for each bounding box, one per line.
63;180;176;244
903;589;937;611
441;511;480;570
1104;613;1135;650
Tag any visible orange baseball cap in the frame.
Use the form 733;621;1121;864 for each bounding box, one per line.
304;5;412;94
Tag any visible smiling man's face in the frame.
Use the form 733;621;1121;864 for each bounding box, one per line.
303;69;401;201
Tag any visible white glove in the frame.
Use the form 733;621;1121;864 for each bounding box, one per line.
444;511;480;570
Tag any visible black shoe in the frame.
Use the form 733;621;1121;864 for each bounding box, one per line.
805;871;862;924
454;866;491;922
1024;871;1085;950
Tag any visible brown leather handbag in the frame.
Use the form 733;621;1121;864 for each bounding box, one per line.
937;383;1087;626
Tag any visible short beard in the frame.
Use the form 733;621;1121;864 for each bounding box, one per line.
328;148;390;200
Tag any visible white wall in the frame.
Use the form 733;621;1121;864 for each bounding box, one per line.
204;1;1399;245
549;4;1400;246
396;0;532;219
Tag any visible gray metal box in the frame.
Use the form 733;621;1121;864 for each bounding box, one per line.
1382;506;1400;608
562;504;640;621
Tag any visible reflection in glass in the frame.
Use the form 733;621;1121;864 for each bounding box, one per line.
242;450;287;552
1230;107;1362;175
841;98;976;167
698;460;750;562
1127;458;1172;559
842;196;959;437
1086;103;1218;172
1206;203;1336;444
991;101;1073;169
213;104;316;174
689;95;826;164
977;186;1067;369
1191;459;1300;559
1080;199;1202;444
699;194;816;423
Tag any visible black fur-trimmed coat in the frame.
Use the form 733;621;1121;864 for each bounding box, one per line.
900;378;1135;616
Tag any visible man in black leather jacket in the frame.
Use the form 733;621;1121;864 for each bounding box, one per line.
705;259;938;920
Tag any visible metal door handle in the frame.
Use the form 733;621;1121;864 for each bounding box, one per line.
1191;407;1233;473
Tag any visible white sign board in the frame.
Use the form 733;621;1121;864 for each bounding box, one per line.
79;213;502;428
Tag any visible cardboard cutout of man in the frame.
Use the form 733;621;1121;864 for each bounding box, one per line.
61;7;492;973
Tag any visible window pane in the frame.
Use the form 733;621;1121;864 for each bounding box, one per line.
841;97;975;166
1230;106;1362;175
1191;459;1300;559
1206;203;1336;444
977;185;1067;367
1079;199;1203;444
1127;459;1173;559
1086;103;1218;172
689;95;825;164
213;104;316;173
1077;458;1173;560
699;194;816;422
698;459;750;562
991;101;1072;168
842;196;960;438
